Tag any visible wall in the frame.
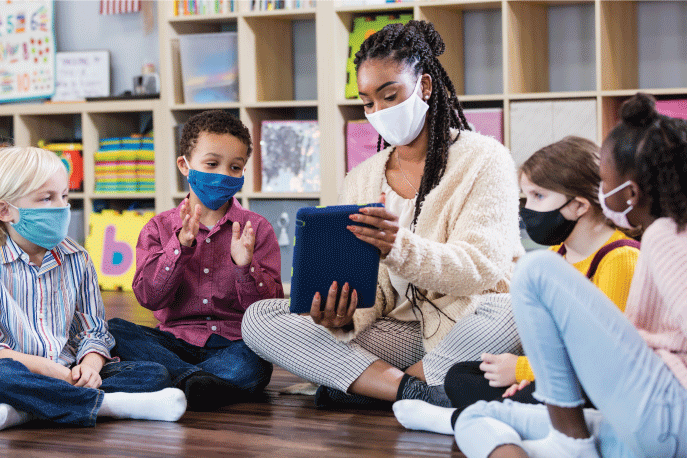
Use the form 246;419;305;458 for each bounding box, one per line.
55;0;159;96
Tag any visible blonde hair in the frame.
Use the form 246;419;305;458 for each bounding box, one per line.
0;146;66;245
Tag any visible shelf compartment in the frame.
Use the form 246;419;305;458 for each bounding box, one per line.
242;15;316;103
601;1;687;91
507;1;595;94
243;8;316;20
509;98;597;166
247;197;320;286
15;114;81;147
601;92;687;140
418;2;503;96
0;116;12;145
244;106;319;193
84;111;154;196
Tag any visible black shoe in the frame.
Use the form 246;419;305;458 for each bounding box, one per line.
177;371;243;411
314;385;391;410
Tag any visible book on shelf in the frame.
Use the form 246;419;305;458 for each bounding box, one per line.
338;0;416;5
346;120;379;172
174;0;236;16
250;0;316;11
345;13;413;99
260;120;320;193
463;108;504;144
655;99;687;120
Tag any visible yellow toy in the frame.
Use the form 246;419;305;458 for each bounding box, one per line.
85;209;154;291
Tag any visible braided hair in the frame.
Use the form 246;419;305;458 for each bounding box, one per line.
607;93;687;231
354;20;471;228
355;20;471;338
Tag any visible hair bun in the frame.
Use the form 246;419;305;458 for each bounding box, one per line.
620;92;659;128
410;20;445;57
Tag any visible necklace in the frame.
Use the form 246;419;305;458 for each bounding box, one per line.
396;150;419;195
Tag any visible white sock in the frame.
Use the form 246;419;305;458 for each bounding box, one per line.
392;399;456;435
98;388;187;422
521;428;600;458
0;404;32;430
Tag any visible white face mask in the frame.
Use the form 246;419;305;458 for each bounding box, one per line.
598;180;636;230
364;76;429;146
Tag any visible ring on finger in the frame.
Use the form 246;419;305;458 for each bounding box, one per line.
336;313;345;318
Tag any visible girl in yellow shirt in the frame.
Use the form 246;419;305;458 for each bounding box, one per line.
393;136;639;434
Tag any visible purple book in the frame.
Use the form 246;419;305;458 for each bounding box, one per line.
656;99;687;120
464;108;504;144
346;120;379;172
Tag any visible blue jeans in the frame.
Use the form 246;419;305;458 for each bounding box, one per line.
0;358;172;427
108;318;272;394
456;251;687;458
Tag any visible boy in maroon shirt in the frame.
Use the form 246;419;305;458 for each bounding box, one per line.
109;111;283;411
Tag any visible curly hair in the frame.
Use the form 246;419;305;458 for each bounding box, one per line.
354;20;471;228
179;110;252;159
606;93;687;231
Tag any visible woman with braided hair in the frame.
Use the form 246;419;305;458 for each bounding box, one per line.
242;20;523;408
451;93;687;458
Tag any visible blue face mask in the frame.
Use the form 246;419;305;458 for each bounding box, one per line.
9;203;71;250
184;156;244;211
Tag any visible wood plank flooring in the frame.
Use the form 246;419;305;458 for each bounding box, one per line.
0;292;466;457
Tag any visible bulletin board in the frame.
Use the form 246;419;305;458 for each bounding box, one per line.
0;0;55;103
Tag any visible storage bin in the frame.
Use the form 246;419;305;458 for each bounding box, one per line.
179;32;238;104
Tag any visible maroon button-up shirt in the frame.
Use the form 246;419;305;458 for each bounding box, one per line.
132;197;283;346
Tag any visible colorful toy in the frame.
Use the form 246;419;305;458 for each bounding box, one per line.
39;141;84;192
85;209;154;291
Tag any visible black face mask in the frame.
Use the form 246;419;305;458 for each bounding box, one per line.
520;199;578;246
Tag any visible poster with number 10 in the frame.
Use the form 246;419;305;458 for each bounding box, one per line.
0;0;55;103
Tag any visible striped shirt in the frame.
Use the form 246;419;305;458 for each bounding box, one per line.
625;217;687;390
0;237;114;367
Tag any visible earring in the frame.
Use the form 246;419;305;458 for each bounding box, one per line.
627;200;632;205
424;95;429;101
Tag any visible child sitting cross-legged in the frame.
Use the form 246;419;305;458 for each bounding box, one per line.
0;146;186;430
108;110;283;411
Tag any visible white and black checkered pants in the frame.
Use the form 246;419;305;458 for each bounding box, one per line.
242;293;521;390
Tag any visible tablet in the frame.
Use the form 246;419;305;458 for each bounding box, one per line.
288;203;383;314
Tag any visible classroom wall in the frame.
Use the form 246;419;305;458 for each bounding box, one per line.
54;0;160;97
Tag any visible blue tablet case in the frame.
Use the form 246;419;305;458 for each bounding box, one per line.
289;203;383;314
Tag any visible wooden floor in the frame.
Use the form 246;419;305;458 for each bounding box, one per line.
0;291;466;458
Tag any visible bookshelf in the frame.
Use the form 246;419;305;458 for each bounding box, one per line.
1;0;686;286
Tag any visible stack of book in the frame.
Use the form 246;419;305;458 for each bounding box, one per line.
95;136;155;193
250;0;316;11
173;0;236;16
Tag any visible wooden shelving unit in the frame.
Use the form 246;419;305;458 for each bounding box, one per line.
0;0;685;282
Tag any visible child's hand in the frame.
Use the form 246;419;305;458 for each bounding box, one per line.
71;363;103;389
503;379;531;398
231;220;255;267
178;198;201;247
479;353;519;388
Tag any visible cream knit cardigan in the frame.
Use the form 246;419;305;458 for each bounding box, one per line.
335;129;525;351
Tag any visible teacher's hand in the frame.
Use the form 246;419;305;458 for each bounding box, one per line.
347;194;400;257
310;281;357;329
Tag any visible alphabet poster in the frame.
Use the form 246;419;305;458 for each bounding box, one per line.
0;0;55;102
85;210;154;291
